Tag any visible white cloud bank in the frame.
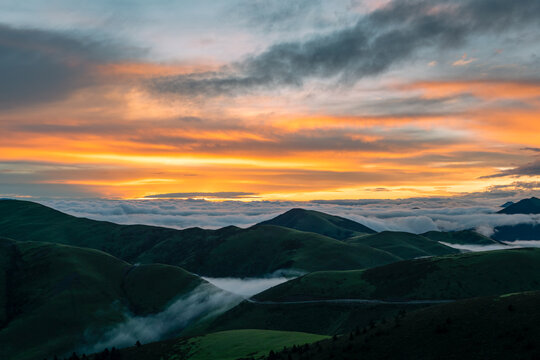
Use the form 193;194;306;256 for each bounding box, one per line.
441;240;540;252
38;194;540;235
203;276;293;298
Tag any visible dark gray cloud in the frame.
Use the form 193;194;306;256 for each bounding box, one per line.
481;160;540;179
523;147;540;152
144;192;258;199
150;0;540;97
487;181;540;191
0;24;138;107
234;0;325;31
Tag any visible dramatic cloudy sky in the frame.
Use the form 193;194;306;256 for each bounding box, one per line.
1;0;539;200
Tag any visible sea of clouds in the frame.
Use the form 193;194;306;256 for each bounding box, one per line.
39;194;540;237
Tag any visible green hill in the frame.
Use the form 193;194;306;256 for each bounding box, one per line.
137;224;400;277
0;199;184;262
0;200;460;277
498;197;540;214
91;329;328;360
111;292;540;360
0;200;399;277
260;291;540;360
347;231;460;259
259;208;376;239
0;238;206;360
199;300;427;336
255;248;540;302
421;230;500;245
201;248;540;337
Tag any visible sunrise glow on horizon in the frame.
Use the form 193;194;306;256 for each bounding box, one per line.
1;0;539;201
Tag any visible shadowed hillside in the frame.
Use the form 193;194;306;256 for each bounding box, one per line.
255;248;540;302
346;231;460;259
493;223;540;241
0;238;207;360
99;292;540;360
260;291;540;360
136;224;401;277
421;230;501;245
89;329;328;360
0;200;458;277
195;248;540;336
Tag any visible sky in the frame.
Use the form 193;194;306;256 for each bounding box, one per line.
1;0;540;201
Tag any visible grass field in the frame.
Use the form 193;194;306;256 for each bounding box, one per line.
98;329;328;360
254;248;540;302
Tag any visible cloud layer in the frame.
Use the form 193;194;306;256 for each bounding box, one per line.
39;192;540;236
0;24;138;107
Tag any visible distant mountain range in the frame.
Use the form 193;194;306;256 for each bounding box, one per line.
494;197;540;241
498;197;540;214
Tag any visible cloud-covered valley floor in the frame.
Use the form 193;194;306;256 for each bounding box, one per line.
39;194;540;238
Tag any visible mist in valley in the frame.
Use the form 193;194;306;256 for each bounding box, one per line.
81;283;242;354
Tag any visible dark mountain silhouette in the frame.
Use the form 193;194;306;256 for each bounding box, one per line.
498;197;540;214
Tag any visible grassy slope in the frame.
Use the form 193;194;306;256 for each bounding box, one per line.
0;200;402;276
200;248;540;336
259;208;376;240
262;291;540;360
0;200;461;277
0;237;16;328
0;199;184;262
139;225;400;277
0;238;204;360
347;231;460;259
255;248;540;301
91;329;328;360
200;301;427;336
421;230;500;245
493;223;540;241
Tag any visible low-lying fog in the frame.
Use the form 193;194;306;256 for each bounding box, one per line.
40;194;540;236
441;240;540;252
81;273;297;353
203;276;292;297
82;283;242;354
